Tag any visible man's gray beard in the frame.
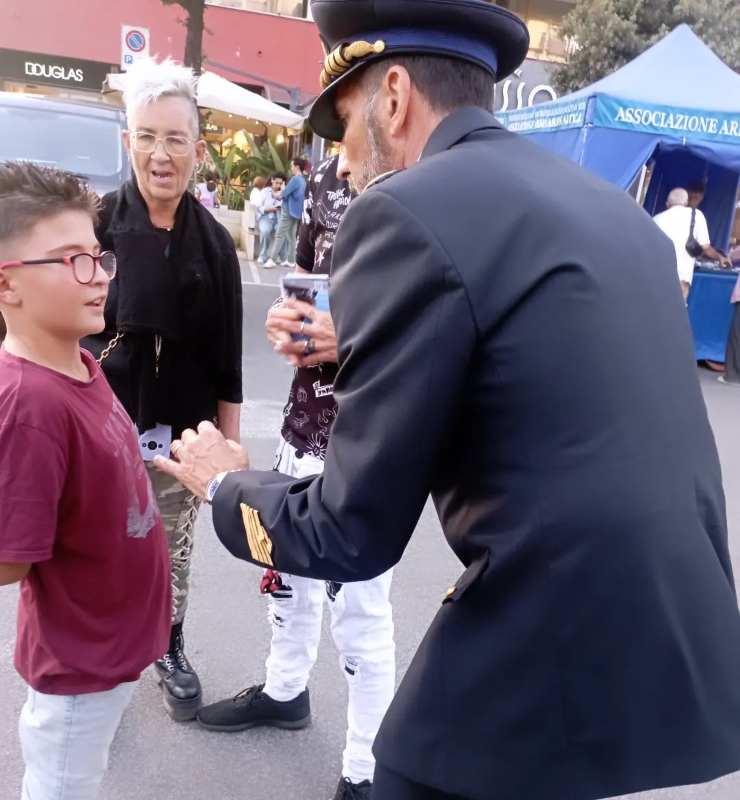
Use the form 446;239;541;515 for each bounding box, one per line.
349;100;394;194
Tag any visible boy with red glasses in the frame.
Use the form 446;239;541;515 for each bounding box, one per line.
0;161;170;800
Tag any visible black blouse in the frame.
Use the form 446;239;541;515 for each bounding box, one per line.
83;181;243;438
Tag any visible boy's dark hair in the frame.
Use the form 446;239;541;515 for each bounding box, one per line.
292;158;306;171
361;54;495;114
0;161;100;245
271;172;287;182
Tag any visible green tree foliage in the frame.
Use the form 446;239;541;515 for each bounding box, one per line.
553;0;740;94
202;135;291;210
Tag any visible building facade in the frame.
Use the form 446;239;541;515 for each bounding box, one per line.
0;0;575;121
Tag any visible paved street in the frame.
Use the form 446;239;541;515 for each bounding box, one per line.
1;267;739;800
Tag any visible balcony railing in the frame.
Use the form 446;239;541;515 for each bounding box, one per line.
526;20;574;63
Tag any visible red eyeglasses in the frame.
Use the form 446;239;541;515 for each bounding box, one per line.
0;251;117;285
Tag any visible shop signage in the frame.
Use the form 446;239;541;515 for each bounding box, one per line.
121;25;151;71
594;96;740;145
497;98;587;134
494;59;559;113
0;49;110;91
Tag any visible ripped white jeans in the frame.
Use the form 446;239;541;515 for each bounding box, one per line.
263;437;396;784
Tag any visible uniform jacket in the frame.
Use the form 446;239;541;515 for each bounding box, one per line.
213;107;740;800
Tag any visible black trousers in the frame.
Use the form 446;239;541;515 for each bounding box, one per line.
726;303;740;384
372;765;468;800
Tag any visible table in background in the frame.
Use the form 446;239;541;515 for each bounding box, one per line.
687;268;738;362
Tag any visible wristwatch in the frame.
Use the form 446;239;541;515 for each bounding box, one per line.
205;472;229;504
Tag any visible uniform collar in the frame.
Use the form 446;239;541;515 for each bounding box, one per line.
421;106;502;160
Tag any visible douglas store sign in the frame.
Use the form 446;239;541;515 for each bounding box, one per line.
0;49;111;91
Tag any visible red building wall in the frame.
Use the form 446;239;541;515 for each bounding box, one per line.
0;0;324;104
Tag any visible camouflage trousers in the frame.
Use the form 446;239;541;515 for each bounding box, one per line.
146;464;202;626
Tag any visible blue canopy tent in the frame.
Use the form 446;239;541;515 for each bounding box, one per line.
498;25;740;361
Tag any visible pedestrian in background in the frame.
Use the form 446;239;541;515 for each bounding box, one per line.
195;173;220;209
0;162;170;800
256;173;284;264
84;57;243;723
249;175;267;207
722;242;740;385
652;187;703;300
265;158;306;268
687;180;732;268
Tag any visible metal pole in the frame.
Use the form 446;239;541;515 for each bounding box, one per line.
635;165;648;207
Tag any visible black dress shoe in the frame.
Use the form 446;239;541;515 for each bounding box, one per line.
154;624;202;722
196;684;311;732
333;777;373;800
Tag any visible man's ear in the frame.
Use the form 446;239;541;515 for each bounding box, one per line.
383;65;412;138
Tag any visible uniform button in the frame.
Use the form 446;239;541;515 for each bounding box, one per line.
445;586;456;598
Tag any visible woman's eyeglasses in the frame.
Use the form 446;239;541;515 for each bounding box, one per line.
131;131;193;157
0;251;117;285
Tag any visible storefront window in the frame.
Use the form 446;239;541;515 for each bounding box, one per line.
206;0;309;18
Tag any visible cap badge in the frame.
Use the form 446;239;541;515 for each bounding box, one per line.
320;40;387;88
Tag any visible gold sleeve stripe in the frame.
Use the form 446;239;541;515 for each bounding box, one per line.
240;503;274;566
320;39;386;88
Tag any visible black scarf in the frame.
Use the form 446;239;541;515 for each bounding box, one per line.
86;179;240;435
103;180;219;343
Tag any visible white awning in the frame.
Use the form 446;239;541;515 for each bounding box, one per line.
105;70;304;130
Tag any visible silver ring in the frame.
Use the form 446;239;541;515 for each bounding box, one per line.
299;319;307;335
304;339;316;356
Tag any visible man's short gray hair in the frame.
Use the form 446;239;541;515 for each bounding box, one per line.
123;57;200;136
667;188;689;208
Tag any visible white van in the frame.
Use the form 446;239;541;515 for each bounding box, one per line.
0;92;129;196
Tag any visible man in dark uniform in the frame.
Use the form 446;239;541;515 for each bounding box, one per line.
155;1;740;798
197;158;395;800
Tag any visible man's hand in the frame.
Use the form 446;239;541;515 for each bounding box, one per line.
154;421;249;501
265;298;338;367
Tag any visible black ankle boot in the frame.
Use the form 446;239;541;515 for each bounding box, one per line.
154;623;202;721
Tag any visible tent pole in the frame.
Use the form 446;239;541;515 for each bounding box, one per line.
635;165;648;206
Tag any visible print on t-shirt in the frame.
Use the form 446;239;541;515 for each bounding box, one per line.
282;156;354;457
102;395;158;539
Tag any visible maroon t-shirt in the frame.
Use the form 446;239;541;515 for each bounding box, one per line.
0;348;170;695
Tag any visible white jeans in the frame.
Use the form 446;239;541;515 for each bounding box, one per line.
19;681;137;800
264;438;396;784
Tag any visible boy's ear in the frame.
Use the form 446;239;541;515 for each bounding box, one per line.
0;269;21;309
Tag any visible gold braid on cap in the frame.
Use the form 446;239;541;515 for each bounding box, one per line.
320;40;387;88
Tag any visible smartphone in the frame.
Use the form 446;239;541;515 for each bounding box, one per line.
281;274;330;341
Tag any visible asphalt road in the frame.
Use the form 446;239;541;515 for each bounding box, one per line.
0;268;739;800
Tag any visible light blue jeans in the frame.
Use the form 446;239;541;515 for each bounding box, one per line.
19;681;138;799
270;209;300;264
258;213;278;262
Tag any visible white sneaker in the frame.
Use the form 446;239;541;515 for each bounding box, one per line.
282;261;296;268
263;258;276;269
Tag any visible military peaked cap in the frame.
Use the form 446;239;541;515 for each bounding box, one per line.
308;0;530;140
